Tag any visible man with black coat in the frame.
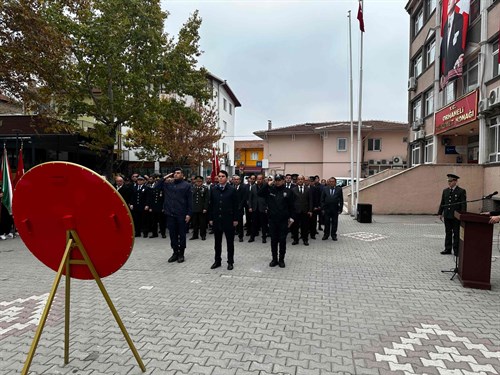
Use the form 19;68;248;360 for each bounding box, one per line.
258;174;294;268
190;176;209;241
290;175;313;246
148;175;166;238
208;170;239;270
321;177;344;241
248;174;268;243
308;176;322;238
129;176;151;238
232;175;249;242
438;173;467;255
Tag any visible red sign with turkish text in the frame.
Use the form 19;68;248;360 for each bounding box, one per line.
435;90;478;135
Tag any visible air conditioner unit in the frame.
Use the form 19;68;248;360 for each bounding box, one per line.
408;77;417;91
392;155;404;165
368;159;375;165
478;98;490;113
411;118;424;131
380;159;387;165
376;160;381;165
416;129;426;140
489;87;500;107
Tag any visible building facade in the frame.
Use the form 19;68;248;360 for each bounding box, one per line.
254;120;408;179
405;0;500;167
234;140;264;176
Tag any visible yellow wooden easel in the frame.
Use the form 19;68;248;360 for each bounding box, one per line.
22;229;146;374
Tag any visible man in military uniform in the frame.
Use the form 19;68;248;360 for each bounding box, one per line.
208;170;238;270
248;174;268;243
190;176;209;241
258;174;294;268
438;174;467;255
129;175;151;238
148;174;166;238
232;175;249;242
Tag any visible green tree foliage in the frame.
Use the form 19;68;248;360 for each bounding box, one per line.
0;0;211;176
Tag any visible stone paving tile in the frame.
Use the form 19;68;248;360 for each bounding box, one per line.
1;215;499;375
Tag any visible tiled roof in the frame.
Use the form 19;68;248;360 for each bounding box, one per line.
235;140;264;149
254;120;408;137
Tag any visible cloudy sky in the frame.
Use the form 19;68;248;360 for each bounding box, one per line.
161;0;410;139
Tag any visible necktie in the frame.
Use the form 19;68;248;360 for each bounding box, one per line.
330;188;334;196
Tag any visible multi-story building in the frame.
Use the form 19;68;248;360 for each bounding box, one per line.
254;120;408;178
405;0;499;166
234;140;264;176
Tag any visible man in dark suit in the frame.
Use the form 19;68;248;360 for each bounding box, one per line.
321;177;344;241
190;176;209;241
114;175;132;204
232;175;249;243
291;175;313;246
309;176;322;237
248;174;268;243
148;175;166;238
440;0;465;89
438;173;467;255
129;176;151;238
208;170;239;270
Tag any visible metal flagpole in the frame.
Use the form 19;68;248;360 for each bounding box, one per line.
348;10;355;216
355;0;364;213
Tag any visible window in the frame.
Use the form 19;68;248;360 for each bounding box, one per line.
411;143;421;166
223;98;227;111
444;81;455;105
368;138;381;151
229;103;233;115
425;0;436;17
414;8;424;36
462;56;479;94
412;97;422;121
424;137;434;163
337;138;347;152
469;0;480;24
425;38;435;68
488;116;500;163
250;152;259;160
223;143;228;153
493;41;499;78
413;52;423;77
222;120;227;132
424;90;434;117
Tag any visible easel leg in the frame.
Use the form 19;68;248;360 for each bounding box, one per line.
72;231;146;372
22;239;73;375
64;253;71;364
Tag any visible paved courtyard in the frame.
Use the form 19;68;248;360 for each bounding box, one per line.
1;215;499;375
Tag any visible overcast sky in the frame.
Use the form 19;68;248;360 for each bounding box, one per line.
161;0;410;139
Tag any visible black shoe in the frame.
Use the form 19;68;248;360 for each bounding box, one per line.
211;262;221;269
161;234;167;238
310;236;316;240
278;260;285;268
303;241;309;246
149;234;158;238
239;237;244;242
262;238;267;244
168;254;178;263
227;264;234;270
322;236;328;240
189;236;198;240
177;256;185;263
201;236;206;241
440;250;452;254
209;230;214;234
248;237;255;243
292;240;299;245
269;260;278;267
332;235;338;241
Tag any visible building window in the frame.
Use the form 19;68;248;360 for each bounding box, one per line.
229;103;233;115
223;98;227;111
462;56;479;94
413;52;423;77
425;38;435;68
424;90;434;117
222;120;227;132
444;81;455;105
223;143;228;153
337;138;347;152
493;41;499;78
469;0;480;24
250;151;259;160
414;8;424;36
411;143;421;166
412;97;422;121
488;116;500;163
425;0;436;18
424;137;433;163
368;138;381;151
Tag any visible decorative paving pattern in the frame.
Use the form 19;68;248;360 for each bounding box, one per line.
342;231;389;242
0;293;62;340
357;321;500;375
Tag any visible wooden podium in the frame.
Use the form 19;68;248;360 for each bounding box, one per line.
455;212;494;290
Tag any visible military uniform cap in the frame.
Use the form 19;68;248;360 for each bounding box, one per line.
274;174;284;181
447;174;460;180
137;175;145;180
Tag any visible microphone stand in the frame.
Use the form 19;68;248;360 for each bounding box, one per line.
439;195;494;280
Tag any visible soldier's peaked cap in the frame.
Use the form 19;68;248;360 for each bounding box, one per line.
447;174;460;180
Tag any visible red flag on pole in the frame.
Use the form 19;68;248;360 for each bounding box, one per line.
357;0;365;32
210;147;220;181
13;146;24;188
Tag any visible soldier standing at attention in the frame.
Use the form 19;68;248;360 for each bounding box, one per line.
438;174;467;255
148;174;166;238
190;176;209;241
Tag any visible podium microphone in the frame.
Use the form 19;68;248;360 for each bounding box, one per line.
483;191;498;199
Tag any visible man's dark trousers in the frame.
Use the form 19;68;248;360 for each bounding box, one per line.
214;226;235;264
167;215;187;254
444;218;460;255
269;219;288;261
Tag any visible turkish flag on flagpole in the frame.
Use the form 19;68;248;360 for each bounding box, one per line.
210;147;220;181
13;146;24;188
357;0;365;32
